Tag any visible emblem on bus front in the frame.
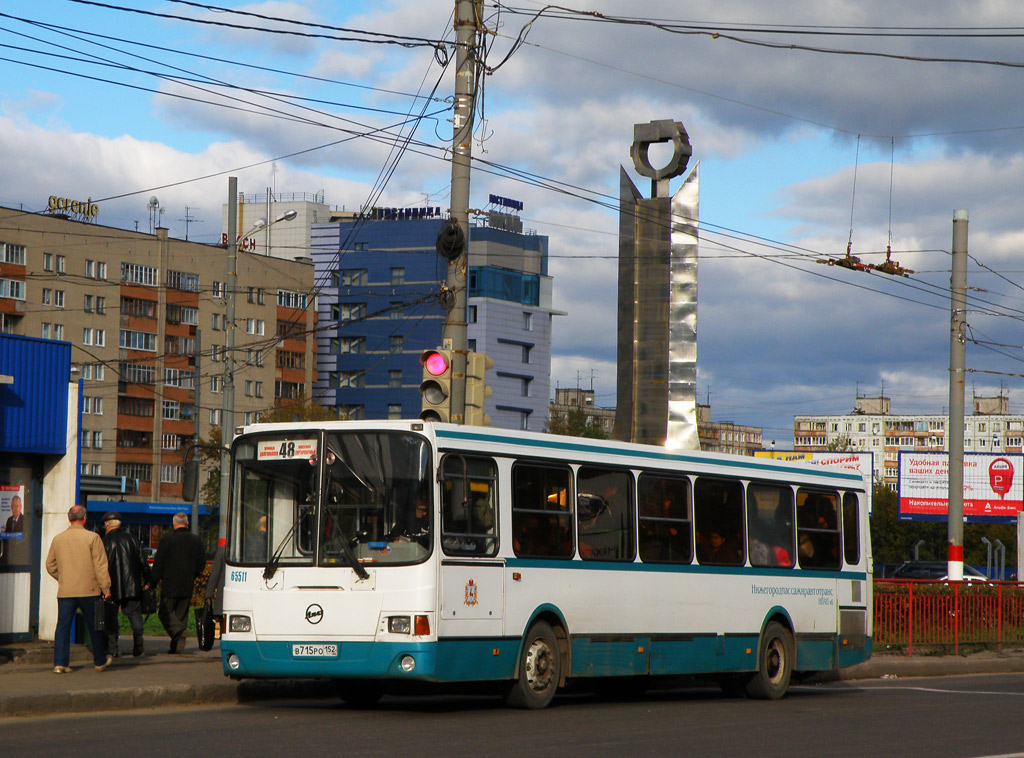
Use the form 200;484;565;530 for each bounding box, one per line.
464;579;478;607
305;604;324;624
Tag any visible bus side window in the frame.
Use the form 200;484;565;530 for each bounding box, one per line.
638;474;692;564
747;483;794;568
796;489;841;570
440;455;498;557
576;466;634;561
512;463;572;559
842;492;860;565
693;477;745;566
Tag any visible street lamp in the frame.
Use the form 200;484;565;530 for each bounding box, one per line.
218;192;298;544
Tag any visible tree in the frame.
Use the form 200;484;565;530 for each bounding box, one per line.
826;435;854;451
545;407;608;439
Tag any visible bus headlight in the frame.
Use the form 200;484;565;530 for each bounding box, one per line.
388;616;411;634
227;653;241;671
229;615;252;633
400;655;416;672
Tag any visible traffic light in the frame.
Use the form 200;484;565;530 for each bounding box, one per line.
465;351;493;426
419;348;453;422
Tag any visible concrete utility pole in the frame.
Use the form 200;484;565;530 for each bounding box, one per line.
442;0;482;423
219;176;238;545
192;328;201;536
948;209;968;581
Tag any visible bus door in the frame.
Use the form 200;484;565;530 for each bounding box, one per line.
437;455;503;638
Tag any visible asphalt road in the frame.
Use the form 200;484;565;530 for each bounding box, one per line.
8;673;1024;758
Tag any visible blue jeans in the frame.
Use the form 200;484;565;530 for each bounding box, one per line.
54;596;108;667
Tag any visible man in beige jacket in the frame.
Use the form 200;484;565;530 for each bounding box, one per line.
45;505;113;673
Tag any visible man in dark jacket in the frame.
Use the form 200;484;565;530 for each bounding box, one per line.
102;511;151;657
151;512;206;653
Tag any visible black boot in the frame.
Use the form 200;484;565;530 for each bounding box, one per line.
133;634;144;657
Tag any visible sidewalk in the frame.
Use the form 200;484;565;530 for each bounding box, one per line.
3;639;1024;718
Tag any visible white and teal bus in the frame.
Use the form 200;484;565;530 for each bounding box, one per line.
219;420;871;708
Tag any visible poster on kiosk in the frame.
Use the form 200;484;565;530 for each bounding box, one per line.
898;451;1024;523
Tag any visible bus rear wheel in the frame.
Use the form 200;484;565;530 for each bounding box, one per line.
505;621;560;709
745;621;793;700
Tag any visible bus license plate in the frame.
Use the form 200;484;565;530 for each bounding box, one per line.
292;643;338;658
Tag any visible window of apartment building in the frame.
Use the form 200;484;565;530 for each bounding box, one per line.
246;287;265;304
41;288;51;305
116;462;152;482
2;242;26;265
43;252;52;271
167;270;200;292
56;255;65;273
276;350;304;369
387;404;402;420
92;329;105;347
121;297;157;319
468;338;477;351
519;411;530;430
389;301;403;319
246;318;265;335
167;304;198;325
121;262;158;286
390;335;403;353
353;242;367;251
0;279;25;301
340;405;364;420
164;335;195;355
83;328;93;346
277;290;307;308
84;295;93;312
211;313;221;330
54;290;64;308
120;361;155;385
522;345;531;363
117;430;152;449
52;324;64;340
164;368;195;389
244;380;264;397
210;375;222;393
210;408;222;425
211;344;222;362
275;380;301;399
84;260;106;279
161;465;182;484
243;411;260;425
120;329;157;351
391;267;405;285
341;303;365;322
91;431;102;449
245;348;263;366
468;305;477;323
162;400;181;419
523;311;532;330
521;378;531;397
388;370;402;389
81;430;90;448
277;319;303;340
118;397;154;417
92;397;103;415
212;281;224;298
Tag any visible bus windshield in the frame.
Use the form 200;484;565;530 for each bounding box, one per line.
229;430;432;567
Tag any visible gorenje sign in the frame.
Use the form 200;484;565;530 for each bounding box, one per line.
47;195;99;221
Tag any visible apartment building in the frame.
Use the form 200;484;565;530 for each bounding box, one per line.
0;204;315;538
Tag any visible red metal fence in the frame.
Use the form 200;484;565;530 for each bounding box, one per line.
874;580;1024;656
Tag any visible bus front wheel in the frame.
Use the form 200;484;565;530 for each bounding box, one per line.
745;621;793;700
505;621;560;709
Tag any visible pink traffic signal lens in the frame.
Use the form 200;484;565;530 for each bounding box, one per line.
423;351;449;376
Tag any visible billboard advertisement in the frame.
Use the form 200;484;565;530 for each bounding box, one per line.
754;451;874;482
898;451;1024;523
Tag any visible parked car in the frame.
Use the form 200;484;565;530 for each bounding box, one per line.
890;561;990;582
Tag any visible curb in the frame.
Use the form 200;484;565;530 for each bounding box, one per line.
0;678;337;718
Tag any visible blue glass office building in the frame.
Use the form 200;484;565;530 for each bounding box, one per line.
311;211;556;430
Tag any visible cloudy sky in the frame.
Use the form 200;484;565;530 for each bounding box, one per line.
4;1;1024;444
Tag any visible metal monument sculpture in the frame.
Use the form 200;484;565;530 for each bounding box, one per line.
614;120;700;449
